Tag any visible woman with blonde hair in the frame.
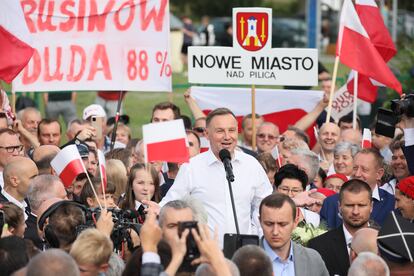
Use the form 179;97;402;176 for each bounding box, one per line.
106;159;128;203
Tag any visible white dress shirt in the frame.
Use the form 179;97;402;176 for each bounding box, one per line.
1;189;28;220
160;149;273;245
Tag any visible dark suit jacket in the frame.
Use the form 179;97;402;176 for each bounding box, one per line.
0;192;31;216
24;213;43;249
320;189;395;229
308;227;350;276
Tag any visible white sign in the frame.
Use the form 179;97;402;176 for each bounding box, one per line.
13;0;171;92
188;47;318;86
330;84;354;122
188;7;318;86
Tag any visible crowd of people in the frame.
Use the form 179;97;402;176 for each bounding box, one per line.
0;78;413;276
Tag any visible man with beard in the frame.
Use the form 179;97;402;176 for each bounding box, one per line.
308;179;373;276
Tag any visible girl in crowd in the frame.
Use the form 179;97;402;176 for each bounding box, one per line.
119;163;160;223
0;202;26;238
79;177;117;209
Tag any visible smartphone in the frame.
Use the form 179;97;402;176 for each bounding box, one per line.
91;116;103;140
223;233;259;259
375;108;397;138
178;221;200;266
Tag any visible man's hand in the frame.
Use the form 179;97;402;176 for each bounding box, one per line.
141;199;161;215
76;126;97;141
96;209;114;237
292;189;322;207
191;224;231;276
183;88;192;103
165;229;189;276
140;209;162;253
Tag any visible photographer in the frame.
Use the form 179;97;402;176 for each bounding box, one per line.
139;208;235;276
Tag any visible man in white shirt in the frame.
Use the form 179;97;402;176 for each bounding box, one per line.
160;108;273;245
0;157;38;219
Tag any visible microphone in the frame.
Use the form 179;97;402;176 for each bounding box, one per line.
219;149;234;182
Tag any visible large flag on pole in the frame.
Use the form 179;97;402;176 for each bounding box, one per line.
346;0;398;103
0;1;34;83
143;119;189;163
51;145;84;188
337;0;402;95
191;86;323;147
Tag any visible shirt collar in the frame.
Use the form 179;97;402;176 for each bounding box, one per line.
263;238;294;263
135;200;142;210
1;189;26;209
372;185;380;201
342;224;353;246
205;148;242;166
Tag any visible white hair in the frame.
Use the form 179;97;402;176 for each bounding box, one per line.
348;252;390;276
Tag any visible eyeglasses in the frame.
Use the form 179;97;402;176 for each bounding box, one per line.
0;145;23;153
257;133;277;140
278;186;303;195
193;127;206;133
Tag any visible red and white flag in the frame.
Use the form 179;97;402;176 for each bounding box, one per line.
362;128;372;148
199;136;210;153
346;0;398;103
51;145;85;188
143;119;190;163
191;86;323;147
97;149;107;191
0;1;34;83
336;0;401;95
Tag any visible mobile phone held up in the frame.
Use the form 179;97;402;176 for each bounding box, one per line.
178;221;200;272
91;115;103;140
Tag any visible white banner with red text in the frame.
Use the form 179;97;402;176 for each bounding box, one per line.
12;0;171;92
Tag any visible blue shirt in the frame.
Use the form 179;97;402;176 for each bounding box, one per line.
263;239;295;276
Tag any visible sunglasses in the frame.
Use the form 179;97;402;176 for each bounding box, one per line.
193;127;206;133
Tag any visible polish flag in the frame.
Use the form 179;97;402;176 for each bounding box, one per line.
0;1;34;83
362;128;372;148
200;136;210;153
143;119;190;163
97;149;107;191
51;145;85;188
191;86;323;147
336;0;402;94
346;0;398;103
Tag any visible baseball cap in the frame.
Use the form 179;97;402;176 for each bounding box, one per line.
82;104;106;120
76;142;89;158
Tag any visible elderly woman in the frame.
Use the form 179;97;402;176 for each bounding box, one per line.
395;176;414;222
332;141;360;177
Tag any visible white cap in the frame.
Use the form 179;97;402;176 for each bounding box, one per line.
82;104;106;120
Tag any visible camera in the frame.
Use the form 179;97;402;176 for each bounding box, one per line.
178;221;200;272
78;208;142;252
391;94;414;118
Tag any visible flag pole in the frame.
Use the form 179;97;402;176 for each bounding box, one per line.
251;85;257;151
99;166;107;208
352;72;358;129
79;161;104;209
11;85;16;115
110;91;124;151
326;56;340;123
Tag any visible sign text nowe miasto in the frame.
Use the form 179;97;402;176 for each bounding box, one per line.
188;8;318;86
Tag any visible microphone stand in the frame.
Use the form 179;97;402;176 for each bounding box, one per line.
226;170;240;235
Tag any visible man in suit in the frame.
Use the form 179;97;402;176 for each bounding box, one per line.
0;157;38;219
308;179;373;276
259;193;329;276
320;148;394;228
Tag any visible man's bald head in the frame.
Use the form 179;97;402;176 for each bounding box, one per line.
351;228;379;261
32;145;60;162
340;128;362;145
4;157;38;200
